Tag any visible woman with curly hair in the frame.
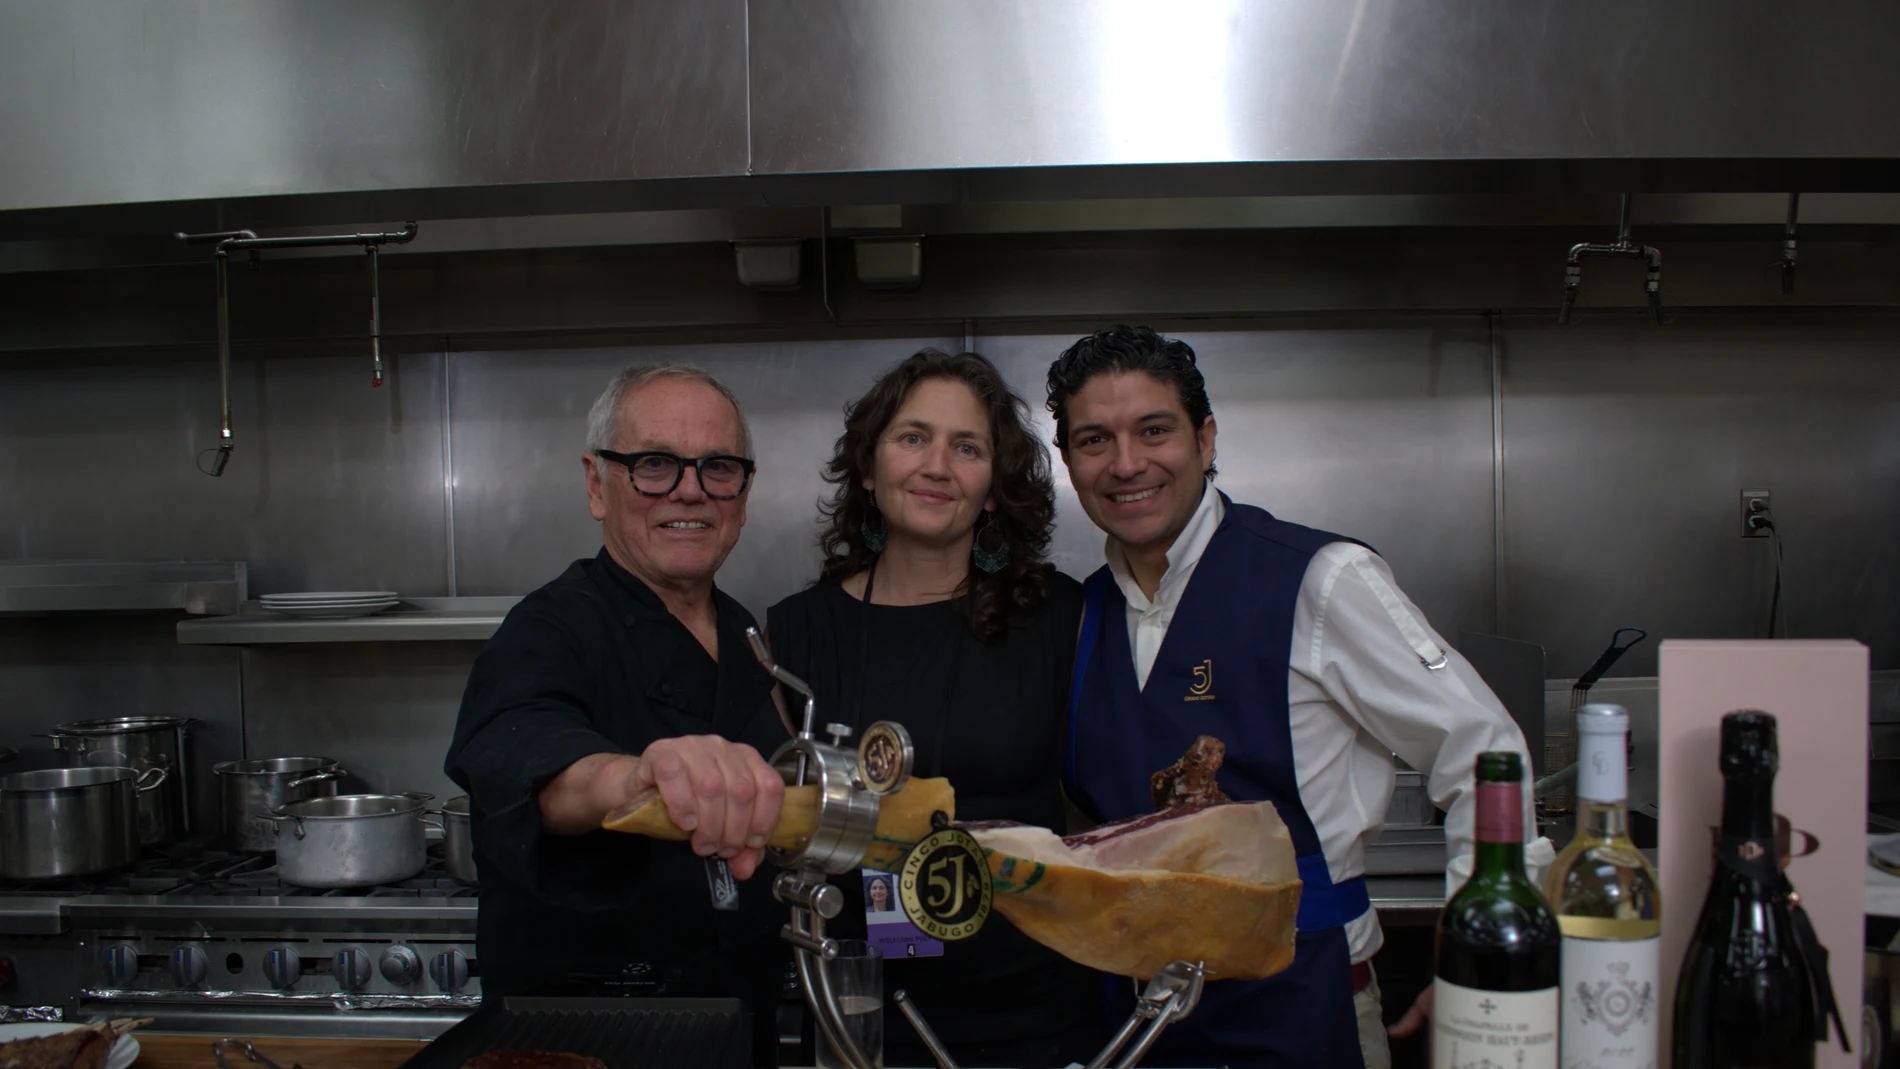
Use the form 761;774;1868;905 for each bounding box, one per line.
766;349;1098;1069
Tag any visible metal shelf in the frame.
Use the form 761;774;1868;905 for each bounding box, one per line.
176;597;518;645
0;560;246;615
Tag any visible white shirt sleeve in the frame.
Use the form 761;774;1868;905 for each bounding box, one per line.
1295;544;1544;896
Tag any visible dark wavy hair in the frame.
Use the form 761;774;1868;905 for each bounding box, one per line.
817;350;1057;642
1046;325;1216;476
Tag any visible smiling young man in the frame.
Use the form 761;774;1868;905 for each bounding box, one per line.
1047;326;1538;1069
445;365;790;1064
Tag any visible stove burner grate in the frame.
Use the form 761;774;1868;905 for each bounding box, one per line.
0;840;476;898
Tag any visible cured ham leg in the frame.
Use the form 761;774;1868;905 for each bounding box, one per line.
947;802;1301;980
903;736;1301;980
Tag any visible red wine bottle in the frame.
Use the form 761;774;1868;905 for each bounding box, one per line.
1672;711;1815;1068
1433;751;1561;1069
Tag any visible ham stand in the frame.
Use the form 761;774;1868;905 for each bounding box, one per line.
744;629;1206;1069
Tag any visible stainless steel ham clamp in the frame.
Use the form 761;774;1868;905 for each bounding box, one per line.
744;627;1206;1069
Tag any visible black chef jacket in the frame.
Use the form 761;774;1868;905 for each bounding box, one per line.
444;549;789;1057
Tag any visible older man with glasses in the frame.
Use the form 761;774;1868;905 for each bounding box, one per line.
445;364;789;1062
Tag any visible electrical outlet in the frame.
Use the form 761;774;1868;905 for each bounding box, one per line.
1741;489;1772;538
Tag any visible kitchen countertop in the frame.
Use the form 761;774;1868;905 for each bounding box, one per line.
133;1035;426;1069
1365;875;1447;913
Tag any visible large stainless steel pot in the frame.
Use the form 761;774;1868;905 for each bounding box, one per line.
441;795;476;884
45;716;195;845
214;757;347;853
270;793;433;888
0;766;166;879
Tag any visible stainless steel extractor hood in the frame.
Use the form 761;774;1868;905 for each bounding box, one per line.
2;0;1897;242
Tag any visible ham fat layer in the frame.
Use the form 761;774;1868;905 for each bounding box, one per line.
964;800;1299;887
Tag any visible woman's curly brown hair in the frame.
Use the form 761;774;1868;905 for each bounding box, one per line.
816;349;1057;642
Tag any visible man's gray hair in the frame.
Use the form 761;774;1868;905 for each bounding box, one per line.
585;364;754;458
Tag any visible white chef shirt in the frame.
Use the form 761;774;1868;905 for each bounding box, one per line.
1103;480;1542;964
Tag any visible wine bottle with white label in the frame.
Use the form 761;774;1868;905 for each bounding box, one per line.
1543;703;1660;1069
1433;751;1561;1069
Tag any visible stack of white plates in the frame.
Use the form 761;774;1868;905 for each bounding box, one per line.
259;591;400;619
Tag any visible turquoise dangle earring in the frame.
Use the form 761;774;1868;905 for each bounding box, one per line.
972;513;1009;574
861;493;889;553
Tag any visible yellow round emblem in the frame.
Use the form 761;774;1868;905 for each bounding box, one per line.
897;828;992;942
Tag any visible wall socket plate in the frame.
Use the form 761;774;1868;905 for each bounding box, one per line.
1740;488;1772;538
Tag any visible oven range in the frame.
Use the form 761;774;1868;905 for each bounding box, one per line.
0;841;478;1039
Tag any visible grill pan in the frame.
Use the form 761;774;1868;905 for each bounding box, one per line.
400;998;750;1069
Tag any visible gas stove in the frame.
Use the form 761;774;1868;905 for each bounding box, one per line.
0;841;479;900
0;841;480;1039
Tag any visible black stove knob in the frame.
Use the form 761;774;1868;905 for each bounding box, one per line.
170;946;208;988
380;945;420;986
263;946;301;990
101;944;139;987
333;949;371;993
429;950;469;993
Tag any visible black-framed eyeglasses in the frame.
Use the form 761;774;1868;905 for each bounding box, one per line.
595;449;756;499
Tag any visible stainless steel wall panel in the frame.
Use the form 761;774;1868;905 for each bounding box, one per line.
978;322;1499;638
0;0;750;214
445;337;960;613
749;1;1900;175
1498;311;1900;678
239;643;484;800
0;350;450;596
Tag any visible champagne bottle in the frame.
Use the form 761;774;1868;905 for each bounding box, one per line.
1434;751;1561;1069
1544;703;1661;1069
1672;711;1815;1069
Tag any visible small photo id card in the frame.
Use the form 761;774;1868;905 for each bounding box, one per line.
862;868;942;958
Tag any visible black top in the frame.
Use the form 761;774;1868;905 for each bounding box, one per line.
444;550;788;1062
766;570;1101;1069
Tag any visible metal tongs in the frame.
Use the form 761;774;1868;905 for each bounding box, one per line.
213;1039;303;1069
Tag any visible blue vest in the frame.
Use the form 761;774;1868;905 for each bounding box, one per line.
1065;495;1368;1069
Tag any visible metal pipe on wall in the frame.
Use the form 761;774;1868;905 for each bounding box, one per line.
175;228;257;477
174;223;418;473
